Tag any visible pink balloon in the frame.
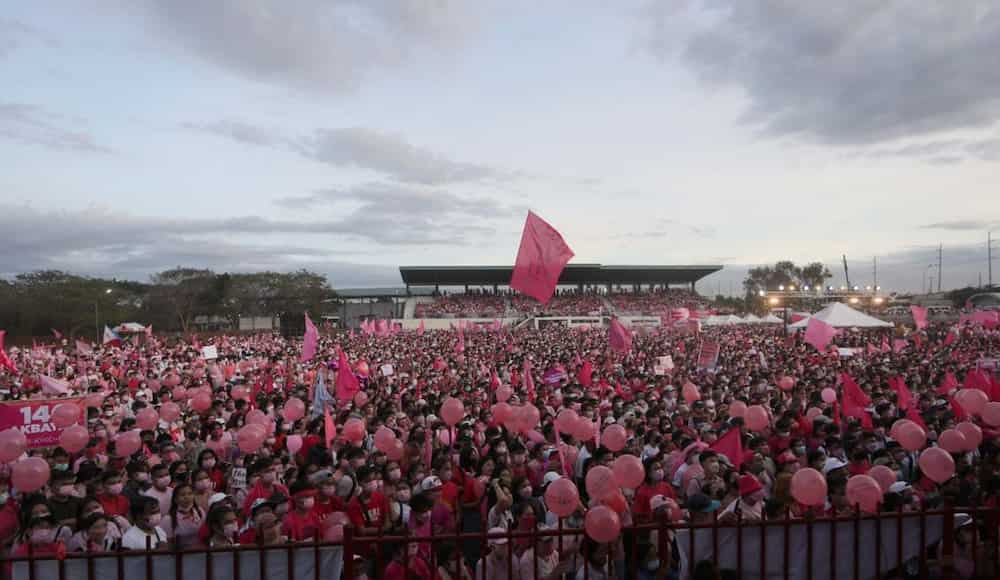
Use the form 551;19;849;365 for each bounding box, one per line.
172;386;188;401
492;403;512;424
556;409;579;433
956;389;988;415
438;428;455;446
282;398;305;422
604;489;627;514
232;387;249;401
238;424;266;453
164;374;181;388
573;417;595;442
868;465;897;494
136;408;159;431
159;402;181;423
353;391;368;406
115;430;142;457
343;418;366;444
386;439;404;461
897;422;927;452
496;385;512;402
846;475;882;513
286;434;303;455
602;425;627;452
745;405;769;432
12;457;50;493
682;382;700;403
919;447;956;483
890;419;915;440
729;401;747;419
374;427;397;453
662;497;683;522
779;376;795;391
585;465;617;501
147;379;161;391
584;505;621;543
982;402;1000;427
246;410;268;426
59;425;89;453
611;454;644;489
191;393;212;413
806;407;823;420
441;397;465;426
518;405;540;433
51;403;81;428
0;428;28;463
955;422;983;450
937;429;967;454
790;468;827;506
526;430;545;444
545;478;580;517
821;388;837;404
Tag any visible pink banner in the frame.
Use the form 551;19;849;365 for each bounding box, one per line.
0;397;85;448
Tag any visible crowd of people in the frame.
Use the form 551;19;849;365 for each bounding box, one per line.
0;307;999;579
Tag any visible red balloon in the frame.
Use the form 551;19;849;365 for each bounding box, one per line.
172;386;188;401
59;425;89;453
779;376;795;391
51;403;81;428
868;465;897;494
191;393;212;413
386;439;404;461
955;422;983;450
611;454;644;489
282;398;305;422
790;468;827;506
956;389;989;416
603;489;627;514
585;465;617;501
496;386;512;402
937;429;967;454
584;506;621;543
821;388;837;403
343;418;366;444
136;408;159;431
0;428;28;463
246;410;268;426
745;405;769;432
526;430;545;444
729;401;747;419
374;427;397;453
544;478;580;517
12;457;50;493
159;402;181;423
602;425;627;452
492;403;512;424
982;402;1000;427
518;405;540;433
115;430;142;457
897;422;927;452
441;397;465;426
919;447;955;483
682;382;700;403
846;475;882;513
556;409;579;433
164;374;181;388
238;424;266;453
573;417;595;442
286;434;303;455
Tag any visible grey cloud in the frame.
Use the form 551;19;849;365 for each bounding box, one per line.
132;0;470;94
181;120;284;147
641;1;1000;146
609;219;715;240
278;183;527;219
0;103;111;153
920;219;1000;231
0;18;52;57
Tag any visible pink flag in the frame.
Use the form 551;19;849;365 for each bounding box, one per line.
881;335;890;353
0;331;17;374
301;313;319;362
889;376;913;411
75;339;93;355
892;339;907;354
455;325;466;354
943;329;957;346
608;317;632;353
804;318;836;352
709;428;743;466
40;374;70;396
523;358;536;402
324;406;336;448
509;211;574;305
866;343;878;355
417;320;425;336
51;328;63;340
910;306;929;330
335;349;360;402
376;319;389;336
578;360;593;387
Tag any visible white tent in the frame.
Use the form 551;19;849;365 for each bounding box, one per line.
725;314;742;325
760;314;783;324
743;314;762;324
114;322;148;333
788;302;892;329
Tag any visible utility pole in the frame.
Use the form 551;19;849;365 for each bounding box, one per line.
842;255;851;290
873;256;878;291
990;232;993;289
938;244;943;293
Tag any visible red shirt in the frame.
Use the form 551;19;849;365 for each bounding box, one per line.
632;482;677;518
242;481;290;515
98;493;131;518
312;496;345;522
282;509;322;541
347;492;389;558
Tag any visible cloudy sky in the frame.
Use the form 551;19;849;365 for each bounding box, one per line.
2;1;998;293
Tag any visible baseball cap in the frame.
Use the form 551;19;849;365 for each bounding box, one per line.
888;481;912;494
822;458;848;475
208;493;229;509
250;497;277;517
420;476;443;492
738;474;763;497
687;493;721;513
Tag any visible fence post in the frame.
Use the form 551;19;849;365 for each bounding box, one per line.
343;525;355;580
941;501;955;580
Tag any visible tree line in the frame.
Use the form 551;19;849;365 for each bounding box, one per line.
0;268;335;340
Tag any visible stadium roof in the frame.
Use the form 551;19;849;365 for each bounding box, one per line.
399;264;723;287
332;287;434;299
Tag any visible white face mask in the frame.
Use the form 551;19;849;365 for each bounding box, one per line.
224;523;239;536
147;513;162;526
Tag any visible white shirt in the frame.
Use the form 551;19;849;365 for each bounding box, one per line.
121;526;167;550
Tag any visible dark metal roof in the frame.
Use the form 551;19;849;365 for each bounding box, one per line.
398;264;723;287
332;287;435;298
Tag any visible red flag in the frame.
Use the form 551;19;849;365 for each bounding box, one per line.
51;329;63;340
417;320;425;336
950;397;967;420
906;406;928;431
943;329;957;346
840;373;873;429
892;339;907;354
964;369;991;393
866;343;878;355
910;306;929;330
523;358;536;402
324;406;336;448
889;376;913;411
709;428;743;466
937;372;959;396
509;211;575;305
609;317;633;353
335;350;360;402
301;313;319;362
913;333;923;350
578;360;593;387
804;318;836;352
881;335;890;353
0;331;17;374
455;325;465;354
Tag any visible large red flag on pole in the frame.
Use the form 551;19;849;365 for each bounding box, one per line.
335;349;361;403
0;331;18;374
804;318;836;352
510;211;574;305
301;313;319;362
608;317;633;353
709;428;743;466
910;306;929;330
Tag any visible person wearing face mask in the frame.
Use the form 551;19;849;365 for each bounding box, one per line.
95;471;130;518
242;458;289;515
205;505;240;547
121;496;167;550
198;449;227;493
476;528;514;580
161;483;204;549
632;458;676;523
386;482;412;532
312;470;346;521
12;515;64;558
347;466;391;575
47;470;83;528
142;464;175;515
123;461;152;508
281;480;322;541
71;513;117;552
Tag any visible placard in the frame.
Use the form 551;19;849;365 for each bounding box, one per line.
380;364;394;376
696;341;720;371
201;346;219;360
0;397;86;448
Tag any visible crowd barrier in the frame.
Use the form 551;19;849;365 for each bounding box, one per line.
5;504;998;580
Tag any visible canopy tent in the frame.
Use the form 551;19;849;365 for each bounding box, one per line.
760;314;783;324
742;314;762;324
788;302;892;329
114;322;148;334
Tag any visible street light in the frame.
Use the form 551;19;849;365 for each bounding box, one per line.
95;288;113;342
768;297;780;306
778;285;785;291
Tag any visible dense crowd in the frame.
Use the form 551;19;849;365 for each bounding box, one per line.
0;311;999;580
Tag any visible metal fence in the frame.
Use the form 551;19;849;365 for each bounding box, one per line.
4;504;998;580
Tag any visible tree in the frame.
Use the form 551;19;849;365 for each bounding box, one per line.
799;262;833;289
148;268;217;334
743;260;832;296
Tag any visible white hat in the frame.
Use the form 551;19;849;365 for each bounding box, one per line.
649;494;669;512
822;458;848;475
888;481;912;494
543;472;561;487
208;492;229;508
420;476;443;492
